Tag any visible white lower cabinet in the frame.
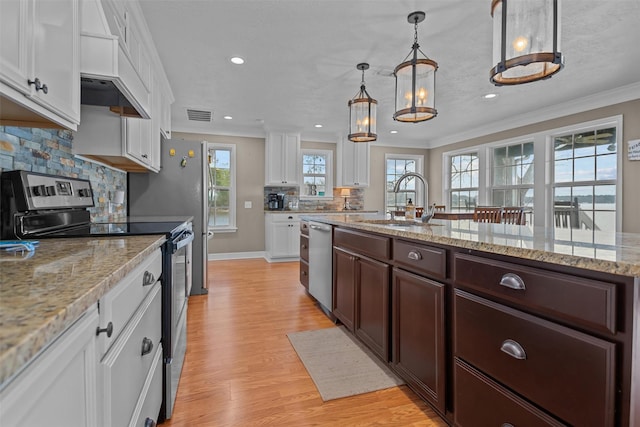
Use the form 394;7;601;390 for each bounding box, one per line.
265;213;300;261
0;248;164;427
0;307;100;427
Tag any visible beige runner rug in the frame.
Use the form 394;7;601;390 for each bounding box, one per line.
287;326;404;401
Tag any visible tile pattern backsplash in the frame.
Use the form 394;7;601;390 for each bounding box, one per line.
0;126;126;222
263;186;364;211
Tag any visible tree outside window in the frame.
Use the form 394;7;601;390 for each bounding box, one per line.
385;154;423;214
208;145;235;229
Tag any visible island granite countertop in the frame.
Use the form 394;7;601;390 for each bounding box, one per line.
0;235;166;387
302;214;640;278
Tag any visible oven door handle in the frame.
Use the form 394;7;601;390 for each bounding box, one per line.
174;230;195;251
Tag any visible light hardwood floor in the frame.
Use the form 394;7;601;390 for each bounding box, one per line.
163;259;447;426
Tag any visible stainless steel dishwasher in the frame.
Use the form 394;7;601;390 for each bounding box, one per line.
308;221;333;312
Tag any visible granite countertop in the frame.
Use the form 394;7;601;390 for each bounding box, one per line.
0;235;166;386
303;214;640;277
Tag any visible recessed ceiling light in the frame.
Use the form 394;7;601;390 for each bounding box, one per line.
230;57;244;65
314;124;323;128
223;115;233;120
484;93;498;99
390;130;398;134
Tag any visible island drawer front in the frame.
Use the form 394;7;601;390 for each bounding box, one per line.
103;284;162;427
454;290;615;427
334;227;391;261
453;253;617;334
300;235;309;261
454;359;566;427
99;248;162;355
299;259;309;290
300;221;309;235
393;240;446;280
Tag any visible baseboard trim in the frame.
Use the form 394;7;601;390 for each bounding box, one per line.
208;251;265;261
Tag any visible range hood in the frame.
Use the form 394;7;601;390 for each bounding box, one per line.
79;0;150;119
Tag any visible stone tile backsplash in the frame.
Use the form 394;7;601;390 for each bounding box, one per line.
0;126;126;222
263;186;364;211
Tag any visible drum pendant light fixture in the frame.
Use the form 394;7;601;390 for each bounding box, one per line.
490;0;564;85
348;63;377;142
393;11;438;123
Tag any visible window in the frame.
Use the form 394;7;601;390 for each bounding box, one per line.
385;154;423;214
300;149;333;198
552;126;617;241
208;144;236;231
492;141;534;223
449;153;479;210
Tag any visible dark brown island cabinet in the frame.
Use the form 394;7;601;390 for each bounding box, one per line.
301;223;639;427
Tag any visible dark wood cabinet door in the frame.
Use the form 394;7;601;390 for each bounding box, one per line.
392;268;446;414
333;247;356;331
355;256;390;362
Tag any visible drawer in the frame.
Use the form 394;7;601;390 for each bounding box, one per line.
129;344;163;427
300;221;309;235
102;283;162;427
454;289;615;427
300;259;309;290
334;227;390;261
393;239;446;280
99;248;162;355
453;253;617;334
268;213;300;223
300;234;309;261
454;359;565;427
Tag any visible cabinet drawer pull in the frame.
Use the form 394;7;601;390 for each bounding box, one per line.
301;271;307;276
407;250;422;261
96;321;113;337
301;244;307;249
502;424;514;427
500;339;527;360
141;337;154;356
499;273;526;290
144;417;157;427
143;271;155;286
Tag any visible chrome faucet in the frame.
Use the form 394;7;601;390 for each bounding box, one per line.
393;172;432;222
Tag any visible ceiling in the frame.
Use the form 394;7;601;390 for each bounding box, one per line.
138;0;640;148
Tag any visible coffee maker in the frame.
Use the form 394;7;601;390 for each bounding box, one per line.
267;193;285;210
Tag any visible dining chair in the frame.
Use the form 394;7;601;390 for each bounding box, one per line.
502;206;526;225
473;206;503;223
434;205;446;212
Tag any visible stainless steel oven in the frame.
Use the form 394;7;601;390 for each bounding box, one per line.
163;225;193;420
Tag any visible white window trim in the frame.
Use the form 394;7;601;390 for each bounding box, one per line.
208;142;237;233
384;153;424;209
299;148;334;200
441;115;623;231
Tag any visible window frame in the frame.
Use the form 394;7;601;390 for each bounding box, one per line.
441;115;623;233
299;148;334;200
207;143;237;233
384;153;424;213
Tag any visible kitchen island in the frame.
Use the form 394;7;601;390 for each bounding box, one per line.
0;235;165;385
303;214;640;426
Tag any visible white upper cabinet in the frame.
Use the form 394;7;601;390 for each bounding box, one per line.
337;137;370;187
0;0;80;130
265;132;301;186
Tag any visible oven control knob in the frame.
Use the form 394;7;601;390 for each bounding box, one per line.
31;185;46;196
46;185;56;196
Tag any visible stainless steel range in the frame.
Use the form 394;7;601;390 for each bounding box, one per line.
0;170;192;422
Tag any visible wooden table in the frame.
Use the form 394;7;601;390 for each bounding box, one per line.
432;211;475;220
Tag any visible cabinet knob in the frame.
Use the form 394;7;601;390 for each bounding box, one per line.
407;250;422;261
28;77;48;94
500;339;527;360
141;337;154;356
142;271;155;286
502;424;515;427
144;417;157;427
96;321;114;337
499;273;526;290
301;271;307;276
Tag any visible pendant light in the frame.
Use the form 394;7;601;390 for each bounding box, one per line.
348;63;377;142
490;0;564;85
393;11;438;123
